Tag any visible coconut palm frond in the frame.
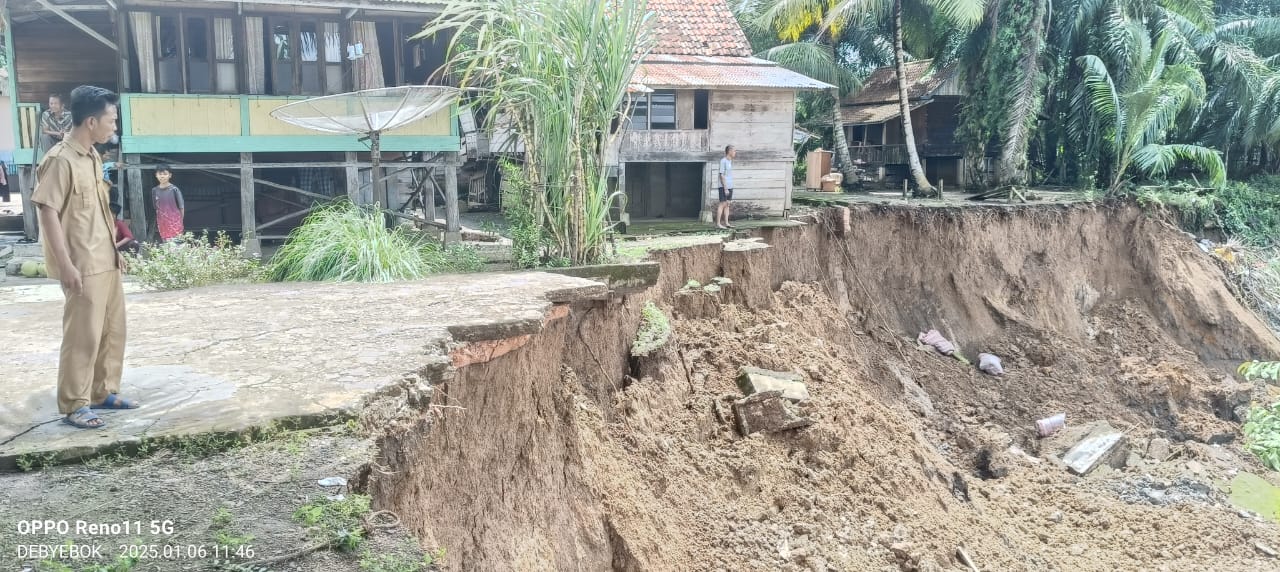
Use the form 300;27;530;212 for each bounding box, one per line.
1132;143;1225;185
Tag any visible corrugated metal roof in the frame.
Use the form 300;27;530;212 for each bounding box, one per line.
842;102;930;125
634;58;833;90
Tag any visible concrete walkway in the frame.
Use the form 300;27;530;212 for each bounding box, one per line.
0;273;606;469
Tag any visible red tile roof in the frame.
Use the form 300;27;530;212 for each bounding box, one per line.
646;0;754;57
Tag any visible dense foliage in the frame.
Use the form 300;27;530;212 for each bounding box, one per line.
738;0;1280;191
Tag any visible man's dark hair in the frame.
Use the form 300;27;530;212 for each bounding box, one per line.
156;164;172;174
69;85;119;126
49;93;63;103
725;145;734;154
109;203;122;215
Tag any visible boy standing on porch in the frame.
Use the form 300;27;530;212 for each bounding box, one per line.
716;145;736;229
152;165;185;241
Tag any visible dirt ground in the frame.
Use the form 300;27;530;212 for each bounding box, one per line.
0;426;440;572
361;203;1280;571
570;282;1280;571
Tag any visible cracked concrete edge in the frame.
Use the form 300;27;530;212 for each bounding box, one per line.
0;408;357;473
544;263;661;296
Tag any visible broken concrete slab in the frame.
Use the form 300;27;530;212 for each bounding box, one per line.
737;366;809;402
0;272;603;470
1063;426;1128;475
545;262;660;297
733;390;814;435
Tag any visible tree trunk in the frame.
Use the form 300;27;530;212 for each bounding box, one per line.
830;89;859;187
995;0;1046;186
893;0;934;196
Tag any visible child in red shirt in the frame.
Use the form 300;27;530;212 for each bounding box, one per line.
110;204;139;254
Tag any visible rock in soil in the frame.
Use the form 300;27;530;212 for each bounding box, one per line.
732;390;814;435
737;366;809;402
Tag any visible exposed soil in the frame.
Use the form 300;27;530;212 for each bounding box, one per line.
367;202;1280;571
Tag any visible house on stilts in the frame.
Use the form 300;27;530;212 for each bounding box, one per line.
840;60;997;189
5;0;462;252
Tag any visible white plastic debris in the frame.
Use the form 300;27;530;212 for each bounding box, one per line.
317;477;347;487
978;353;1004;376
917;329;956;356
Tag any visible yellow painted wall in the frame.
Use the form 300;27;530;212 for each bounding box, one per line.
124;95;453;138
130;97;241;136
245;97;451;137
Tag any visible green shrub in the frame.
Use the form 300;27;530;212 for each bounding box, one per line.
127;231;263;291
500;161;555;268
1244;401;1280;471
631;301;671;357
269;202;482;282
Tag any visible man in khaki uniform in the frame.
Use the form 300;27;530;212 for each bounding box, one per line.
31;86;138;429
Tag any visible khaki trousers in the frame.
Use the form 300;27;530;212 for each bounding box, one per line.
58;269;126;414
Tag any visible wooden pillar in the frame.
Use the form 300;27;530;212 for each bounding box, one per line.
18;166;38;241
423;167;437;223
344;151;361;204
125;155;146;241
240;152;259;255
443;155;461;244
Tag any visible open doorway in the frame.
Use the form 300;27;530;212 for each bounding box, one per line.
624;162;704;219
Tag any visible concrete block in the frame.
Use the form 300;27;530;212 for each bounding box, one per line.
1063;429;1127;475
12;242;41;258
737;366;808;402
733;390;814;436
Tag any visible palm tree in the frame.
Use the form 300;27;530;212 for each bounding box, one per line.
1076;25;1226;192
739;0;866;185
993;0;1047;186
824;0;986;196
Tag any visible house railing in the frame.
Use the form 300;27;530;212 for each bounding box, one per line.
621;129;708;154
849;144;908;165
849;143;966;165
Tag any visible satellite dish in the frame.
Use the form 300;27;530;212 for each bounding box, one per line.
270;86;462;224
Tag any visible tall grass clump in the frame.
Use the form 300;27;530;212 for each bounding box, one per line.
269;202;482;282
421;0;653;266
128;231;263;291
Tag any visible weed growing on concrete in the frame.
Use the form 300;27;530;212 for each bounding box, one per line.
631;302;671;357
128;231;264;291
293;494;372;552
17;451;58;472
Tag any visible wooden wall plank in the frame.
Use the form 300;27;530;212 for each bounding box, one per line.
14;13;118;103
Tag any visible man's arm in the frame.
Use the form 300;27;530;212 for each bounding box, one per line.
37;205;81;294
32;157;82;294
175;187;186;218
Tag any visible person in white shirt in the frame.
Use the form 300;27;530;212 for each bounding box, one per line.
716;145;736;229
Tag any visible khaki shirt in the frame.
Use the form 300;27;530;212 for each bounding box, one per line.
30;138;118;279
